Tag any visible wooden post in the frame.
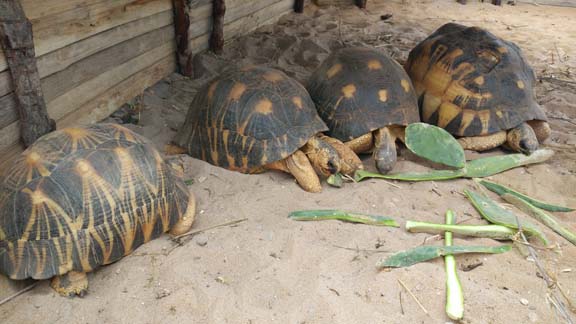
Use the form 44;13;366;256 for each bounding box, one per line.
294;0;304;13
0;0;55;147
209;0;225;55
356;0;367;9
172;0;193;77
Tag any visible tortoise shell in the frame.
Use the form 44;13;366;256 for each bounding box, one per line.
174;66;328;172
0;124;193;280
307;47;420;142
405;23;547;137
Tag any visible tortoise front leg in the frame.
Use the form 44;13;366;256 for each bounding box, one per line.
318;135;363;175
527;120;551;143
345;133;373;154
505;122;539;154
457;131;507;152
266;150;322;192
50;271;89;297
373;126;400;174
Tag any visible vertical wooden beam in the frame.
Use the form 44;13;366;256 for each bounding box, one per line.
209;0;226;55
173;0;193;77
294;0;304;13
0;0;55;147
356;0;367;9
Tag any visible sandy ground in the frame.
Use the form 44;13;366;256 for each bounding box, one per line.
2;1;576;323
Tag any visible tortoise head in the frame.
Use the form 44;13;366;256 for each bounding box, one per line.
506;122;539;155
303;136;341;177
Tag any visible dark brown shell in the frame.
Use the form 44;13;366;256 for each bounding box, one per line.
0;124;192;280
405;23;547;137
174;66;328;172
307;47;420;142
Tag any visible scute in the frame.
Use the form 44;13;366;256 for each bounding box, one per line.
405;23;547;137
0;124;192;280
307;47;420;141
174;66;328;172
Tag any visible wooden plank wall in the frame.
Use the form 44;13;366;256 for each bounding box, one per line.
0;0;295;170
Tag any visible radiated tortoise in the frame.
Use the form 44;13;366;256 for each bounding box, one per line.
0;124;196;296
307;47;420;173
405;23;550;154
173;66;361;193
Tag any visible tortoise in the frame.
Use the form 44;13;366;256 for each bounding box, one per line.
173;65;361;193
405;23;550;154
0;124;196;297
307;47;420;173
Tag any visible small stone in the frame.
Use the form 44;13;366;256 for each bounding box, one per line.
520;298;529;306
155;288;171;299
194;233;208;247
528;312;538;322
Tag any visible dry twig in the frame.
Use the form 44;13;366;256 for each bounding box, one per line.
174;218;248;240
0;282;39;306
514;216;575;323
398;279;430;317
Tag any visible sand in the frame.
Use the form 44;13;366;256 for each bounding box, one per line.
1;1;575;323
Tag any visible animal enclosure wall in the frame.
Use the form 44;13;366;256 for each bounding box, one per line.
0;0;296;169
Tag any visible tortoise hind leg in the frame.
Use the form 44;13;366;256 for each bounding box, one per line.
505;122;539;154
317;135;363;175
170;192;196;236
457;131;507;152
527;120;551;143
50;271;88;297
266;150;322;193
373;126;400;174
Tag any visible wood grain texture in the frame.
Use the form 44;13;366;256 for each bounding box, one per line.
294;0;305;12
187;0;285;40
48;42;175;122
0;0;55;147
188;0;294;50
0;42;174;153
0;0;172;73
42;25;174;103
209;0;226;54
58;55;175;127
0;25;174;138
173;0;193;76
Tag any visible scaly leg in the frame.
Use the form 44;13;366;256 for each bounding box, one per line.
527;120;551;143
373;127;398;174
266;150;322;192
50;271;89;297
170;191;196;236
345;133;373;154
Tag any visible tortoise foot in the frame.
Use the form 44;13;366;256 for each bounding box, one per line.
50;271;88;297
